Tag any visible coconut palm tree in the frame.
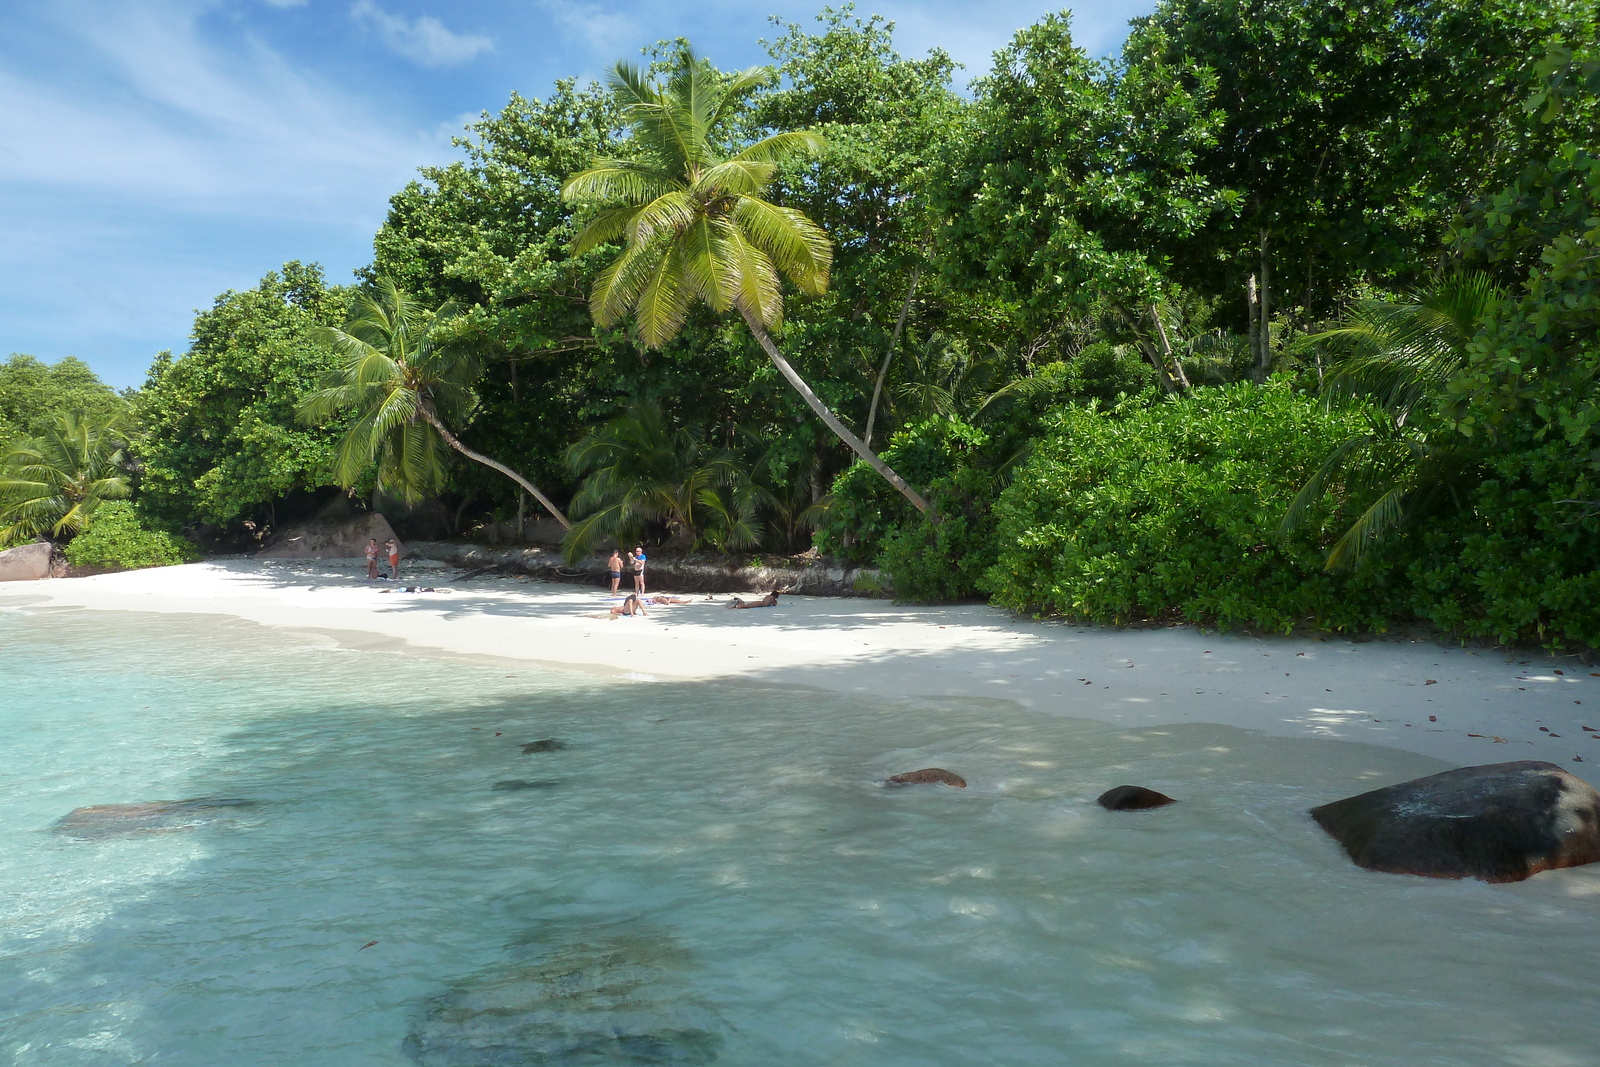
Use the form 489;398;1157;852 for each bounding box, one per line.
562;401;756;558
299;278;569;527
0;412;130;542
1279;273;1502;569
560;46;930;515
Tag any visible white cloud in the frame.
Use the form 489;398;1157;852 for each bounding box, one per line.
350;2;493;68
0;1;439;218
538;0;638;55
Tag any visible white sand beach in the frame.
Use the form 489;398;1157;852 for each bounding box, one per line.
5;558;1597;775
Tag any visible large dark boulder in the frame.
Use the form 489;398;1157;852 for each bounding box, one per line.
403;931;722;1066
1097;785;1176;811
1310;761;1600;883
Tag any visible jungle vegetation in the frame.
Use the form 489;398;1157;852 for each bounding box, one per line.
4;1;1598;645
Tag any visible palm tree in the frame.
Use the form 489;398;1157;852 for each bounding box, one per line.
560;46;931;515
1279;272;1502;569
0;412;130;542
562;401;757;558
299;278;569;527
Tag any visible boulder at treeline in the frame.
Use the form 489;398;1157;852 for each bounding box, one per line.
257;512;402;560
0;541;52;582
1097;785;1177;811
1310;760;1600;883
885;768;967;788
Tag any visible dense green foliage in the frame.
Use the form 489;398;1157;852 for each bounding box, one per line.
983;385;1391;631
0;355;124;451
136;263;348;527
15;3;1598;642
63;501;200;571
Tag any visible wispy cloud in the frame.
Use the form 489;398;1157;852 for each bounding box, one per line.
538;0;638;55
350;2;493;68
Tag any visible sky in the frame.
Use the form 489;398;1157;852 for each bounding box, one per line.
0;0;1157;389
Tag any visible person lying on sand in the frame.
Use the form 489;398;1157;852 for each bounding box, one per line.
726;591;780;609
610;594;647;617
648;595;691;605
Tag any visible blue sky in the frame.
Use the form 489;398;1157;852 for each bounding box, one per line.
0;0;1156;389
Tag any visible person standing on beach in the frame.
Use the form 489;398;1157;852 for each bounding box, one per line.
606;549;623;596
365;539;380;580
630;545;647;594
385;538;400;580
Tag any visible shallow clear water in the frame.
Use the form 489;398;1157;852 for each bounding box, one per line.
3;603;1598;1066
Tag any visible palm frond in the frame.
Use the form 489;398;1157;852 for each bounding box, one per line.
730;197;831;294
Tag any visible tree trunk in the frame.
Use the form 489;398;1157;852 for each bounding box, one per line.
1150;304;1190;389
865;262;923;451
1247;272;1260;379
1254;229;1273;383
418;403;571;529
740;309;931;515
1113;303;1176;394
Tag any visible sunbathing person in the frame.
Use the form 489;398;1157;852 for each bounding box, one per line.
648;595;691;605
725;591;780;609
610;594;648;617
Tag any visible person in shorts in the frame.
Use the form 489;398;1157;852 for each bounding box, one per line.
630;545;647;594
606;550;623;596
385;538;400;580
365;539;380;580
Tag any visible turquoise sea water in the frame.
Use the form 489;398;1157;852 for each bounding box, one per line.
3;601;1599;1066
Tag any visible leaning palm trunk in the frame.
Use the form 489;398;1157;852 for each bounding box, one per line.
418;403;570;529
741;311;930;514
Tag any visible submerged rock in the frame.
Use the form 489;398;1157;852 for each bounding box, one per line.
521;739;568;754
403;931;723;1066
1310;760;1600;883
54;797;255;839
1096;785;1177;811
492;779;561;792
885;768;966;788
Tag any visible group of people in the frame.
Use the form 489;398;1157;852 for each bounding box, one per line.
364;538;401;580
606;546;648;596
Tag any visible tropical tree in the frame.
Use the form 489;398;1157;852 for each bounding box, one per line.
1279;272;1502;567
0;413;130;543
562;401;757;558
560;46;931;514
298;278;569;526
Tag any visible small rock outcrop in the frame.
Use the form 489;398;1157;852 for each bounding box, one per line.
258;512;402;560
0;541;52;582
403;930;722;1066
520;739;567;754
1097;785;1177;811
1310;760;1600;882
54;797;255;839
885;768;967;788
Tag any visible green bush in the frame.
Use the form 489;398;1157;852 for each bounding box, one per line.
1404;442;1600;648
65;502;201;571
982;382;1408;632
816;418;1005;600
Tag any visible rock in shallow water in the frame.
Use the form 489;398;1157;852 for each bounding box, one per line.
492;779;561;792
521;739;568;754
884;768;966;788
1310;760;1600;883
54;797;255;839
403;931;722;1066
1096;785;1177;811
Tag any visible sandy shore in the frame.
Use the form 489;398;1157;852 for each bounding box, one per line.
4;558;1597;776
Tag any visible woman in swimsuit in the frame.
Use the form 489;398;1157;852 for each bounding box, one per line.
364;539;380;580
610;594;647;617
